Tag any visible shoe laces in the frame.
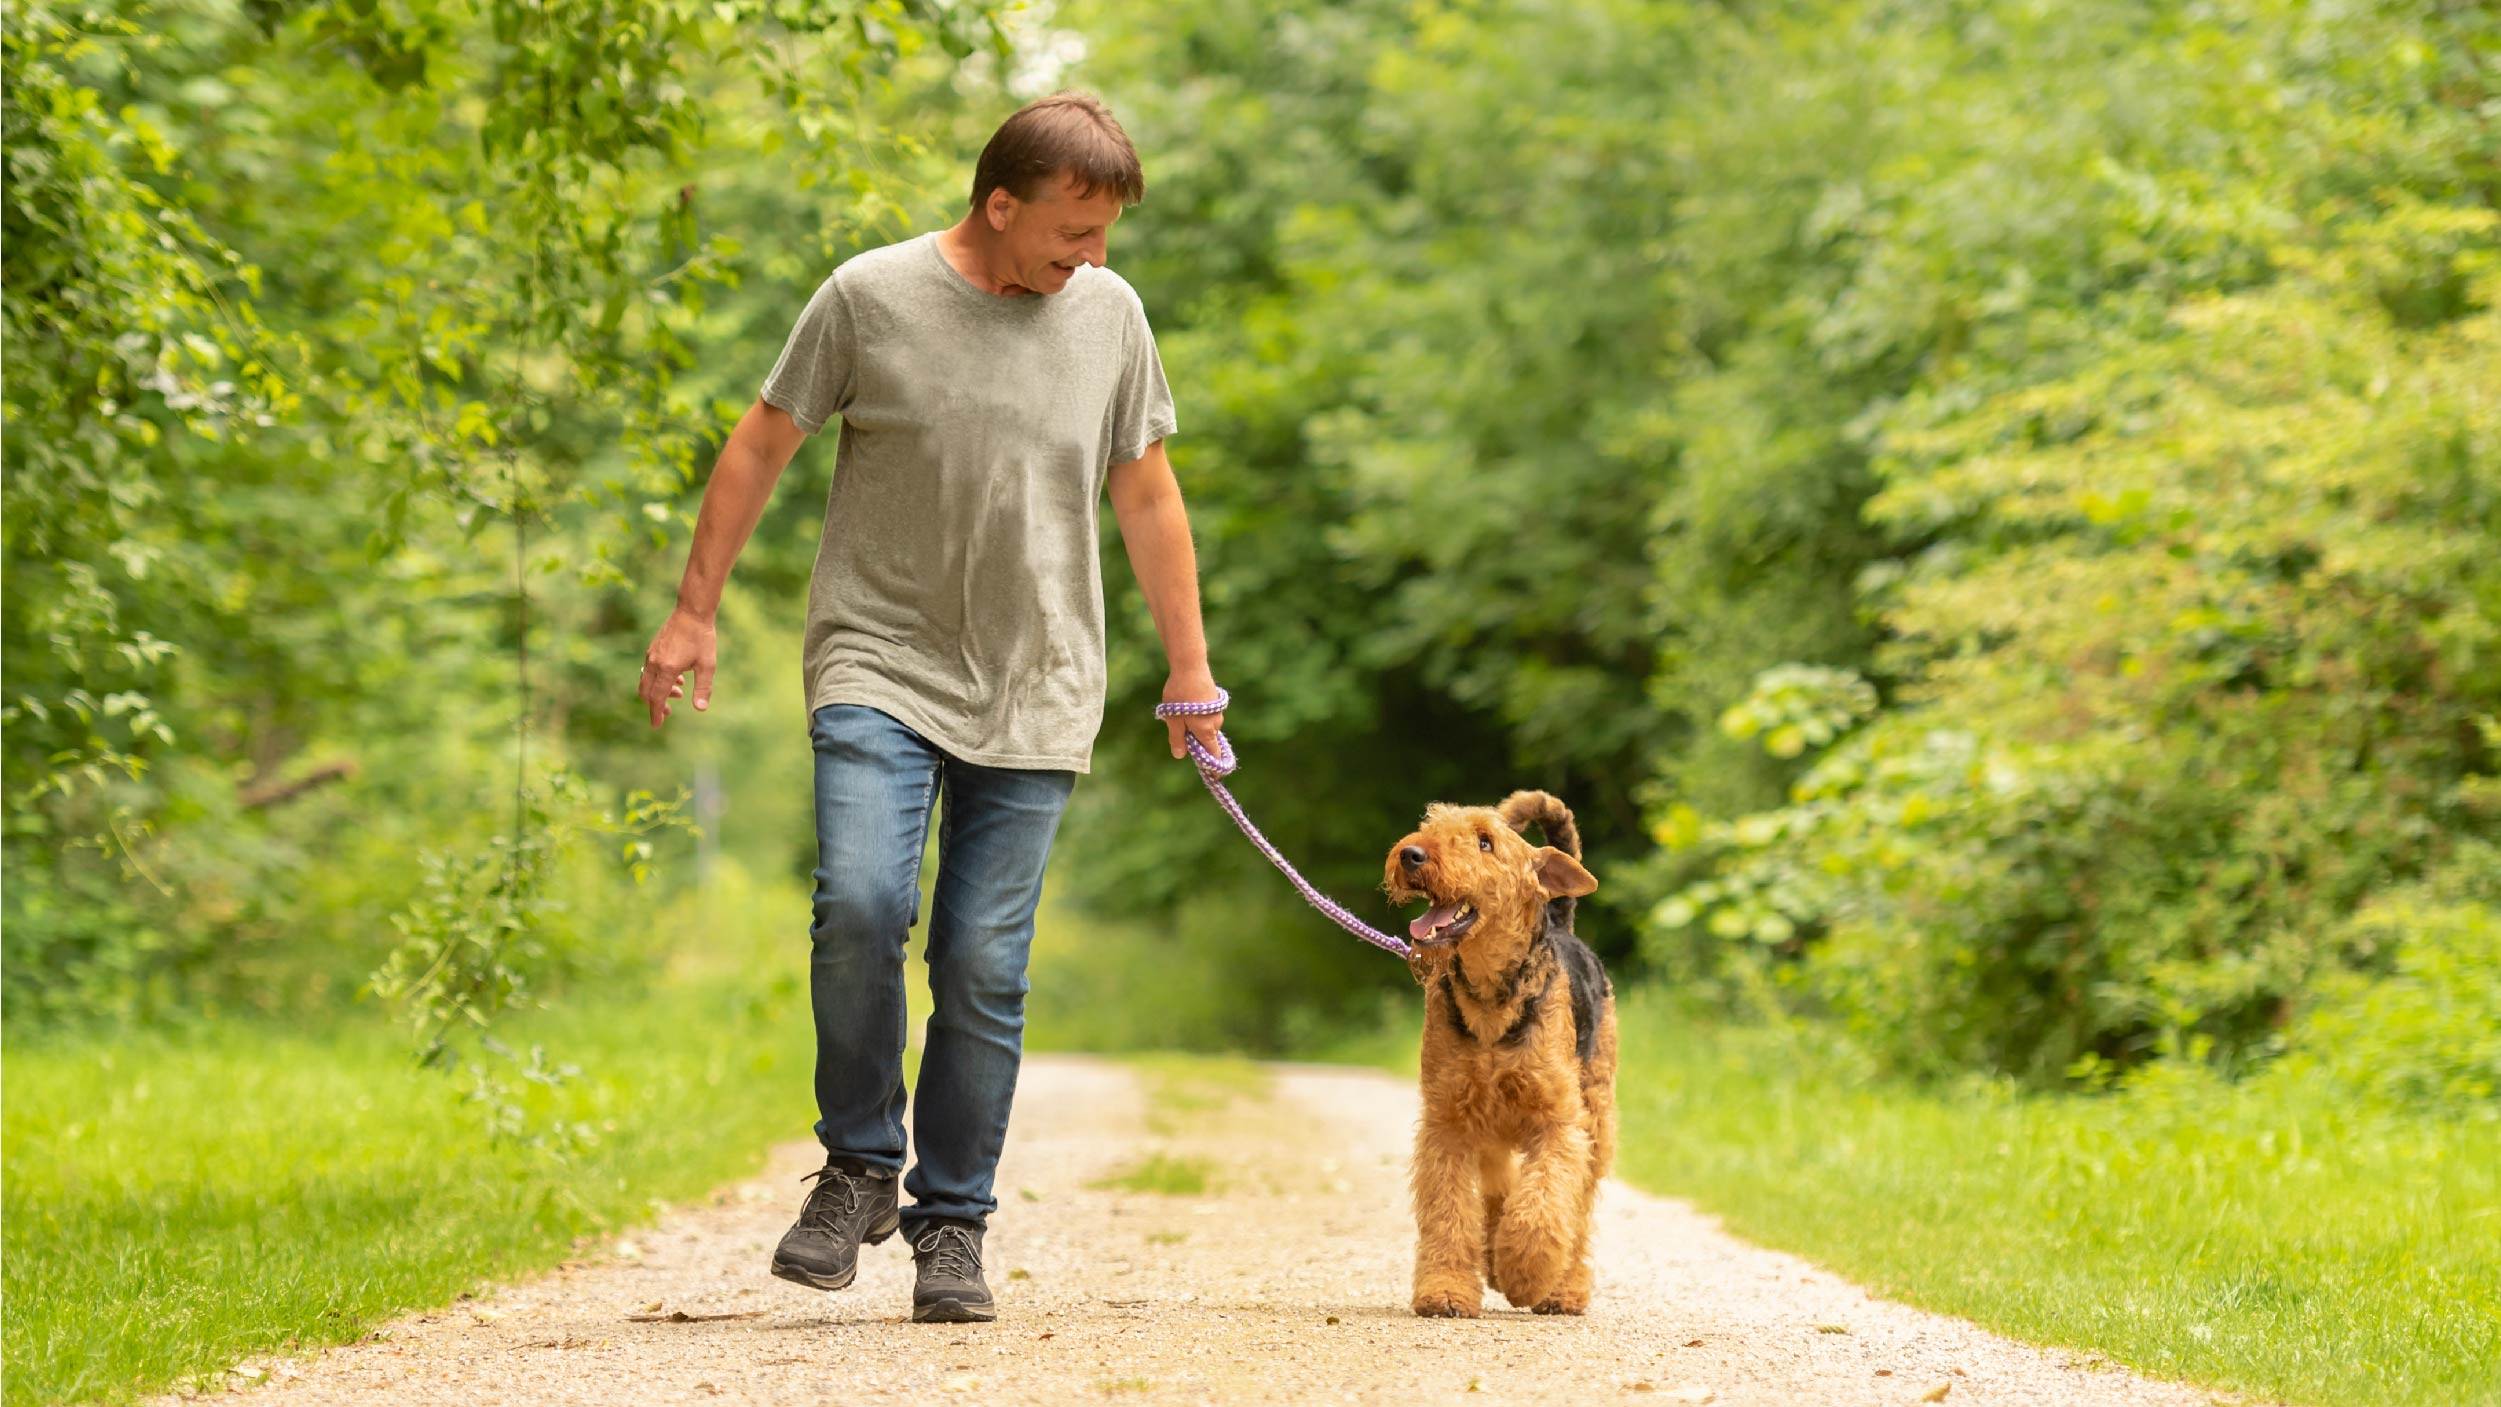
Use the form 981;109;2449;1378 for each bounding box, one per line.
797;1164;870;1230
913;1223;982;1281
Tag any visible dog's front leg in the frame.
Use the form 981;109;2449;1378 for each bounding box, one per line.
1477;1146;1516;1288
1410;1119;1483;1317
1492;1120;1593;1308
1534;1098;1612;1315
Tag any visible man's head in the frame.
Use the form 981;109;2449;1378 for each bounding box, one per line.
963;90;1145;295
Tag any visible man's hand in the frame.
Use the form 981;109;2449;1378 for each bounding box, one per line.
640;608;718;728
1161;667;1226;760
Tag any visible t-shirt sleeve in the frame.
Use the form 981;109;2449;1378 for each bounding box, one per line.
758;272;856;436
1106;291;1178;469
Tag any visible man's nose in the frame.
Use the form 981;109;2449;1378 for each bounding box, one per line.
1399;846;1427;871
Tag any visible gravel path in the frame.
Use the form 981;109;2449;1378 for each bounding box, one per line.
183;1054;2246;1406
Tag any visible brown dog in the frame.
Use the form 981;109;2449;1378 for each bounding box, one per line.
1381;789;1616;1317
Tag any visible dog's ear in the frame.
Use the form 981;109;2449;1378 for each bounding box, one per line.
1532;845;1597;898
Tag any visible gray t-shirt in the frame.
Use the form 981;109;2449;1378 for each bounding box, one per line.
758;229;1178;774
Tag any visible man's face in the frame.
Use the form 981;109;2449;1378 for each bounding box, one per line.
990;169;1124;295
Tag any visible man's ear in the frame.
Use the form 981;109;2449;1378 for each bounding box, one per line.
1533;846;1597;898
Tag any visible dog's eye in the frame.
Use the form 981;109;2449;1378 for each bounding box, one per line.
1477;832;1492;852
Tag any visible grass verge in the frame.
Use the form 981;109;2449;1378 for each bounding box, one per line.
1122;1049;1272;1136
0;864;895;1407
1083;1151;1219;1196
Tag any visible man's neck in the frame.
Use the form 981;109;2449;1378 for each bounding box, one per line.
937;220;1032;298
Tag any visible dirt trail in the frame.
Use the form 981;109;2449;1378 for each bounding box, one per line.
182;1054;2242;1406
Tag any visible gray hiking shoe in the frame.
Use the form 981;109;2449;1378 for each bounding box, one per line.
770;1158;899;1291
909;1218;996;1323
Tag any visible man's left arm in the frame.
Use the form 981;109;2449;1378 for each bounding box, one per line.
1107;439;1225;760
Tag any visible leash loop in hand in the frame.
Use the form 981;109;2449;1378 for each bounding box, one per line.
1153;685;1237;775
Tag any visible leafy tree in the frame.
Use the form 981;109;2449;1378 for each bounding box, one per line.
1654;218;2500;1082
3;0;1013;1024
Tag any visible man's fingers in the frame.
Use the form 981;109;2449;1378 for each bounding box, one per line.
641;659;674;729
694;654;715;712
1169;711;1225;760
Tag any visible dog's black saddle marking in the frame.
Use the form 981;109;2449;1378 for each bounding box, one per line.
1552;926;1610;1066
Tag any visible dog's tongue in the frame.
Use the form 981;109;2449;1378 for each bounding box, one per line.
1409;902;1462;942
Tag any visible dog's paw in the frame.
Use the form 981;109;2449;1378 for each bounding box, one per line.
1491;1221;1568;1307
1412;1289;1482;1318
1529;1293;1588;1316
1496;1273;1561;1309
1491;1259;1545;1309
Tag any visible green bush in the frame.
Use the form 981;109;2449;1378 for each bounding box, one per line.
1644;234;2501;1086
2277;849;2501;1119
1590;0;2501;1086
1;0;1002;1032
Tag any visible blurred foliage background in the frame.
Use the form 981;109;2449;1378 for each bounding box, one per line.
8;0;2497;1109
8;0;2500;1401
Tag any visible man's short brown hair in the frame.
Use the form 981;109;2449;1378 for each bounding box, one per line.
969;90;1146;212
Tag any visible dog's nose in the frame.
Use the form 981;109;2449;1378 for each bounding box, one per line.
1399;845;1426;871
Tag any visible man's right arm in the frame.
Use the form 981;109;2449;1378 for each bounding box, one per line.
638;399;812;729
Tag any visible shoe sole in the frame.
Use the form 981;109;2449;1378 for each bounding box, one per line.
768;1208;900;1292
911;1296;998;1323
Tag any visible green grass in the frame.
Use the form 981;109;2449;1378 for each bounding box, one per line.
1121;1049;1271;1135
1293;1013;1420;1072
1120;1049;1272;1105
1332;986;2501;1407
1084;1151;1217;1196
0;862;915;1407
1;976;825;1407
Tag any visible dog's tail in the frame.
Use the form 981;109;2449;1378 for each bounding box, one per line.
1498;789;1580;860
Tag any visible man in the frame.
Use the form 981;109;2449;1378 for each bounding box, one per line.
635;91;1225;1323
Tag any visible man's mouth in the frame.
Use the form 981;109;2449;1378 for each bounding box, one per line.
1408;899;1478;946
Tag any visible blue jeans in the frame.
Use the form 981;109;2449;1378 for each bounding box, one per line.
806;702;1076;1235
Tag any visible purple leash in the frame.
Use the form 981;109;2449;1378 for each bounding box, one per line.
1154;687;1413;959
